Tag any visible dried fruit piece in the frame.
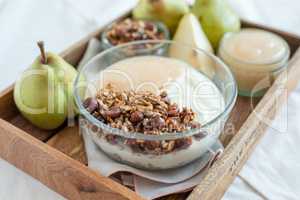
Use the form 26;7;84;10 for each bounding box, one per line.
104;106;121;119
83;97;99;113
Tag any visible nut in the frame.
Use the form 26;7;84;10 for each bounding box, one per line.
83;84;201;154
106;18;165;46
130;111;144;123
167;104;179;117
152;115;165;130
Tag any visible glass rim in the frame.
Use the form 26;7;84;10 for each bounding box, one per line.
74;40;238;141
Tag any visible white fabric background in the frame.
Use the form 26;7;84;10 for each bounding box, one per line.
0;0;300;199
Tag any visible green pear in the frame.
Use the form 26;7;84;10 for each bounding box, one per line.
132;0;189;33
14;42;78;130
169;13;215;78
192;0;241;49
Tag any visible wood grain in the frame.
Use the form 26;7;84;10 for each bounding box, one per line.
219;96;260;147
188;48;300;200
0;119;143;200
47;125;87;165
9;114;59;141
159;193;189;200
0;84;18;121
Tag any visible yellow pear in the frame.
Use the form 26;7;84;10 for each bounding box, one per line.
169;13;215;78
14;42;78;130
133;0;189;33
192;0;241;48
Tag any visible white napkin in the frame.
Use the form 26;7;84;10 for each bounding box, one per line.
79;38;224;199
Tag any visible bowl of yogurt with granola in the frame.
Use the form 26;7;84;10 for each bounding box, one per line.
74;41;237;170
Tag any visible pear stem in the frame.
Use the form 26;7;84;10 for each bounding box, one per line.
37;41;47;64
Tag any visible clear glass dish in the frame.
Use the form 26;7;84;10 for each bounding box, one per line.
218;29;290;97
74;40;237;170
101;20;170;50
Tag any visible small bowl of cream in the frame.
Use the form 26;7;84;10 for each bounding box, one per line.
218;28;290;97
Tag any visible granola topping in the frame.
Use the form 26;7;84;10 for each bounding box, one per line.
106;18;165;46
83;84;201;154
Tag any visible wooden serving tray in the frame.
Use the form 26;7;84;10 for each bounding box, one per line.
1;13;300;200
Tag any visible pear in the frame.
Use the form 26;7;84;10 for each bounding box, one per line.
192;0;241;49
14;42;78;130
132;0;189;33
169;13;215;78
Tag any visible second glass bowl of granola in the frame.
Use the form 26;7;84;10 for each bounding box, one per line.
101;18;170;50
74;40;237;170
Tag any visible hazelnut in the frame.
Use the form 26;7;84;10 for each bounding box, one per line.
130;111;144;123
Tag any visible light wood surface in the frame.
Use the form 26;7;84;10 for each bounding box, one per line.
0;85;18;121
0;119;143;200
219;96;260;147
47;125;87;165
9;115;59;141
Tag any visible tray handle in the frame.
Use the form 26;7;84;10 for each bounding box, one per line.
0;118;143;200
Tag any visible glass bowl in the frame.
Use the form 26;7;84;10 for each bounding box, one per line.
74;40;237;170
101;20;170;50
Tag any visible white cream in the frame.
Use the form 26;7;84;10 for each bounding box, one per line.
84;56;225;170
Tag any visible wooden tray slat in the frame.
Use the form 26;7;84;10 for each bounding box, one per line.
47;125;87;165
220;97;260;146
9;114;58;141
0;85;18;121
0;118;143;200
